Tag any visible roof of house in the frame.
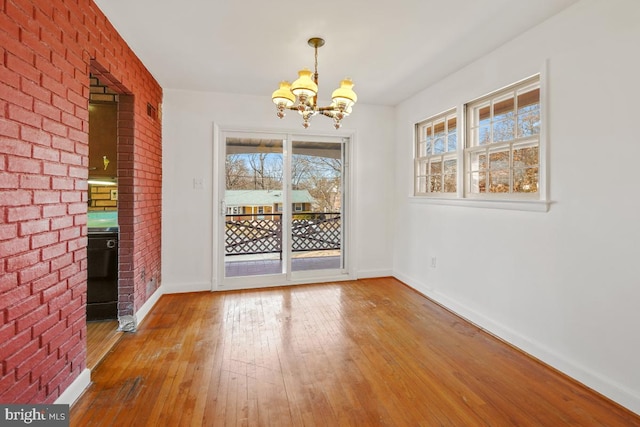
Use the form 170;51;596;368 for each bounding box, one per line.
225;190;315;206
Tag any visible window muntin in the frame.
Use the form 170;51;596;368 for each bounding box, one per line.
466;77;540;197
415;111;457;195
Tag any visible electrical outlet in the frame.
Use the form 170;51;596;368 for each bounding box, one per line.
430;256;437;268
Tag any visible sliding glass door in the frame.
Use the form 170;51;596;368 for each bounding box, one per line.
219;131;348;288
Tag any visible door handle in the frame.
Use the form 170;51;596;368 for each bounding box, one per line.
106;239;117;249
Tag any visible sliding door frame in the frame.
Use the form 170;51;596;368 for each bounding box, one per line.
213;125;357;291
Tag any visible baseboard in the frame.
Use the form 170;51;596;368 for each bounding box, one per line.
135;284;166;327
392;271;640;416
55;368;91;406
356;268;393;279
162;281;212;294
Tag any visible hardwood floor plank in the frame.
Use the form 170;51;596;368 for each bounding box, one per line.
70;278;640;426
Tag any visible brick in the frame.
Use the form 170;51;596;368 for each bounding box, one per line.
0;172;19;188
41;75;66;101
60;190;81;203
42;203;66;218
0;81;33;110
32;145;59;162
34;99;61;121
67;127;87;144
6;53;39;84
35;55;63;83
6;294;40;323
30;272;58;294
15;346;47;381
39;318;66;348
42;117;67;137
67;202;85;215
21;126;53;147
51;177;74;190
4;338;39;375
0;272;18;293
42;161;67;177
67;235;85;252
41;242;66;260
50;215;73;230
58;226;79;241
19;219;50;236
0;136;32;157
50;93;73;114
31;311;60;339
41;280;67;302
7;205;41;222
0;117;20;138
0;223;18;241
0;189;31;206
8;156;42;174
0;236;30;256
17;260;50;285
15;304;48;333
59;296;81;324
19;173;50;189
33;190;60;204
61;111;82;130
47;328;77;360
58;262;79;281
59;151;81;166
7;104;41;128
6;250;39;272
49;251;73;273
31;231;59;249
50;134;74;152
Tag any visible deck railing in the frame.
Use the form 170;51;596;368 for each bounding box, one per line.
225;212;340;256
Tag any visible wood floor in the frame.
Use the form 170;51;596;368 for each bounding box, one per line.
71;278;640;426
86;320;122;370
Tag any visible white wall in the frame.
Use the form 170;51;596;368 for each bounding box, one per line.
162;91;395;293
393;0;640;414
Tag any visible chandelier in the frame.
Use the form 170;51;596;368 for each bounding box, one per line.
271;37;357;129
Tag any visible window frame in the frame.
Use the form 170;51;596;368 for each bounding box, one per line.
411;72;548;212
414;109;459;197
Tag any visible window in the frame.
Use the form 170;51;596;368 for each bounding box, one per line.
466;76;540;197
412;74;544;208
414;110;457;195
294;203;303;212
226;206;241;215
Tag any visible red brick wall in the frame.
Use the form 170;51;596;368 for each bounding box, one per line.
0;0;162;403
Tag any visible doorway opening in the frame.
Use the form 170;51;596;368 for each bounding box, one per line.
218;131;351;288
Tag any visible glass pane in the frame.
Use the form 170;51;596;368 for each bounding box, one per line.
447;116;457;151
489;170;509;193
433;137;445;154
425;136;432;155
443;159;456;175
489;150;509;170
493;117;515;142
429;174;441;192
513;144;538;168
430;160;442;175
291;140;343;272
447;131;457;152
225;137;284;277
517;105;540;137
517;87;540;137
513;167;539;193
478;123;491;145
443;174;456;193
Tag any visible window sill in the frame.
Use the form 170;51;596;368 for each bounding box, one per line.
408;195;550;212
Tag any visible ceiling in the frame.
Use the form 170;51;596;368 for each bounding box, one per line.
93;0;579;106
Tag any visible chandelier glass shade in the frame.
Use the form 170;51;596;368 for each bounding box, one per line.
271;38;357;129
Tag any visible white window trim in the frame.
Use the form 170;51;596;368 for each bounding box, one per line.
411;65;550;212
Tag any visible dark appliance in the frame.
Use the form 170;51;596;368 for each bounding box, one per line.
87;230;118;320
